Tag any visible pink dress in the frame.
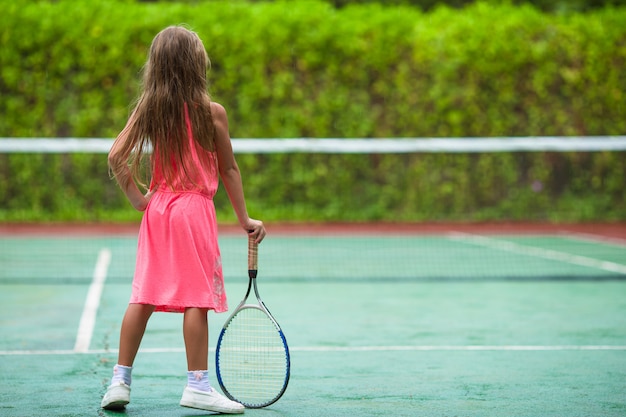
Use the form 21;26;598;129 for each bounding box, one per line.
130;105;227;313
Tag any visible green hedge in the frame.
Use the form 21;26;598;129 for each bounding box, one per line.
0;0;625;222
325;0;626;12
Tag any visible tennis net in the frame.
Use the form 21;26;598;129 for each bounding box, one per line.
0;137;625;283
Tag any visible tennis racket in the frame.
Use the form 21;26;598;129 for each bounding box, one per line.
215;235;290;408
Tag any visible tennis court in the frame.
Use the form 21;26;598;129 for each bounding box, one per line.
1;223;625;416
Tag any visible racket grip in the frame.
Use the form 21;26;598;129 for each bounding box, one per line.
248;235;258;277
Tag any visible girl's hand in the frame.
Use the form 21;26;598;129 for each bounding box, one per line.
244;218;266;244
144;186;158;202
133;186;157;211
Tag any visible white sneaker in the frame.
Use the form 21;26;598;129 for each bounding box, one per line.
101;381;130;410
180;386;245;414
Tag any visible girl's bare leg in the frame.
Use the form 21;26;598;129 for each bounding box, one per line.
179;307;244;412
117;303;155;366
183;307;209;370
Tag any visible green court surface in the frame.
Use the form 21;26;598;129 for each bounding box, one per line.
1;229;625;416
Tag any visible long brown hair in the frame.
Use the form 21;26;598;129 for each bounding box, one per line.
118;26;215;189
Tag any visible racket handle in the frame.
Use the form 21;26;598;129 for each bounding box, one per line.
248;235;258;278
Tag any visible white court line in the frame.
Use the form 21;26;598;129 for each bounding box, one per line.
73;248;112;353
559;231;626;247
1;345;625;356
291;345;626;352
450;232;626;275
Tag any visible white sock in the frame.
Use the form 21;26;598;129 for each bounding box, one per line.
111;364;132;386
187;370;211;392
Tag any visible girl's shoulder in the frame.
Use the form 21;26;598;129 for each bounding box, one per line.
210;101;229;130
210;101;226;116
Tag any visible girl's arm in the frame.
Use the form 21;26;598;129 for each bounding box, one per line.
212;102;266;243
108;113;154;211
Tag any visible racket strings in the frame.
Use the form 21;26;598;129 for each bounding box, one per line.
217;307;288;406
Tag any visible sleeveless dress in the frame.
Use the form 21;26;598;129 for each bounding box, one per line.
129;104;228;313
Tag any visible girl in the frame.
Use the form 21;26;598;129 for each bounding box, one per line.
101;26;265;414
